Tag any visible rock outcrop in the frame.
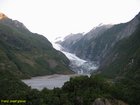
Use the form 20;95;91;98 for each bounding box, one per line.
92;98;128;105
0;12;8;20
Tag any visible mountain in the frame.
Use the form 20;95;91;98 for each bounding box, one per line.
60;24;113;61
99;23;140;78
56;33;83;52
98;22;140;105
0;12;73;79
61;12;140;63
97;13;140;79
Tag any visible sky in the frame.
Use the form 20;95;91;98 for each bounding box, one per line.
0;0;140;41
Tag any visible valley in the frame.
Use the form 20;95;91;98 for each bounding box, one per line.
22;41;98;90
0;11;140;105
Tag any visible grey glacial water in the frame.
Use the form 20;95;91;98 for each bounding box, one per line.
22;74;78;90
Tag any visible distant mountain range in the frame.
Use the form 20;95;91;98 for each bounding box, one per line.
0;12;73;79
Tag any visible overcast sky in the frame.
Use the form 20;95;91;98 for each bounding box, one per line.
0;0;140;41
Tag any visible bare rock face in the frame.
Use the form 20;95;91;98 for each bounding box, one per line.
92;98;128;105
0;12;8;20
60;33;83;51
0;12;29;33
93;98;111;105
83;24;113;41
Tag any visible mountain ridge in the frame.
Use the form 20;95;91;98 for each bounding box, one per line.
0;12;73;79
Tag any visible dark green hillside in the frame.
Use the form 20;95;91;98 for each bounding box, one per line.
99;23;140;79
96;24;140;105
0;70;30;99
0;17;72;79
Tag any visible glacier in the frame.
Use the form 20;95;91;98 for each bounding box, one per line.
53;41;98;75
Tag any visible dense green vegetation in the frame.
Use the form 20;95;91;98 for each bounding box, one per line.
0;70;29;99
0;74;130;105
0;18;73;79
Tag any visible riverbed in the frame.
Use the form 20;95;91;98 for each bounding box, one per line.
22;74;79;90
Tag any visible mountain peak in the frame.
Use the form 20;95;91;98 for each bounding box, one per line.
0;12;8;20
